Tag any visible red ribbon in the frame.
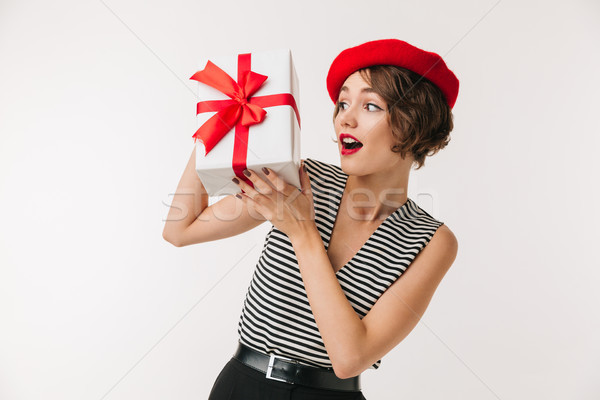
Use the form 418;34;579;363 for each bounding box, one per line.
190;54;301;187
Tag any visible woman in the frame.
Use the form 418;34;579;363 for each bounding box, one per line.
163;38;459;399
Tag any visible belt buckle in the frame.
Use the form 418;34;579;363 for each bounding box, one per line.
265;353;297;383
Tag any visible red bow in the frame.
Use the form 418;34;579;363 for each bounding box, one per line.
190;53;300;187
190;61;270;154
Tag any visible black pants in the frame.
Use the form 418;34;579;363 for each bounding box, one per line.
208;357;367;400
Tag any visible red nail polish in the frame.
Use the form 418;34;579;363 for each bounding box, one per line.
243;169;251;177
262;167;270;175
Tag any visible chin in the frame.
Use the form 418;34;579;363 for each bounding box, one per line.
338;157;362;176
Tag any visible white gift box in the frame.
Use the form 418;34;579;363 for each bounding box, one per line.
193;48;301;197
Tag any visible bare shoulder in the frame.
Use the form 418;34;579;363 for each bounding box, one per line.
407;223;458;279
429;223;458;261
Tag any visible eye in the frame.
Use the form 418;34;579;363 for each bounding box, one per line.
365;103;383;112
338;101;349;111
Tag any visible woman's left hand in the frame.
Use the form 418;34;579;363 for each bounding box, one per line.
232;160;316;241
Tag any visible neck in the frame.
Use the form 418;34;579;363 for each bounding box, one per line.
343;165;410;223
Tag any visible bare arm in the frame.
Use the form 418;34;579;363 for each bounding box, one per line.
162;147;267;247
290;224;458;379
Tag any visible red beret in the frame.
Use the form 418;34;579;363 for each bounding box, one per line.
326;39;459;109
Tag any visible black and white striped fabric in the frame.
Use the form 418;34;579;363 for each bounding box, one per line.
236;157;444;370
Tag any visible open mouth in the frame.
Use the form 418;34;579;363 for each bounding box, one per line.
341;135;363;150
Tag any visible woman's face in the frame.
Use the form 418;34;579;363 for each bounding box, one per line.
334;71;407;175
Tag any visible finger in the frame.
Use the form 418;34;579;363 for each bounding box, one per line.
261;166;298;197
232;174;260;200
299;160;313;196
233;182;272;221
242;169;275;196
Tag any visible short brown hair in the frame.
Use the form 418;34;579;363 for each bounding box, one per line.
333;65;454;170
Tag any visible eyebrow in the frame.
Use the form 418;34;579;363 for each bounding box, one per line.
339;86;377;94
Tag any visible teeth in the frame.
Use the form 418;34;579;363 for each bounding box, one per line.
342;137;360;144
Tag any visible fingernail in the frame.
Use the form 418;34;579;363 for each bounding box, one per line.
303;164;307;172
232;177;239;184
261;167;270;175
243;169;251;177
235;193;242;199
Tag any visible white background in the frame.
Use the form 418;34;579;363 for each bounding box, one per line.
1;0;599;399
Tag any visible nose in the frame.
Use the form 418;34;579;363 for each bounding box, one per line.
337;104;358;128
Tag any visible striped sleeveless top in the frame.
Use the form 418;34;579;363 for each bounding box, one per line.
236;157;444;370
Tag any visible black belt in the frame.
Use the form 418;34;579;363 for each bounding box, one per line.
232;342;361;392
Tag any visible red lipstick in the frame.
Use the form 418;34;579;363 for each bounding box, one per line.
339;133;363;155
